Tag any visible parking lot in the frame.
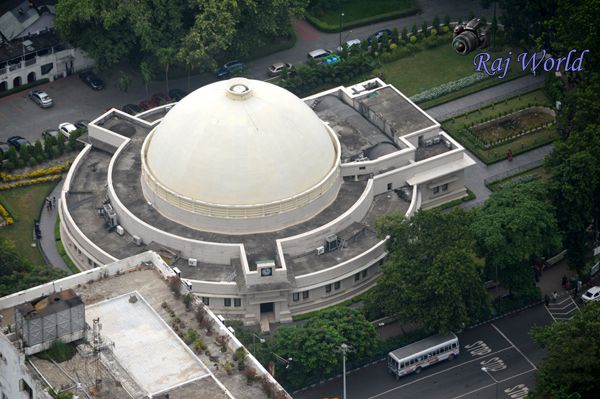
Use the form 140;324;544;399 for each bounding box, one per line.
294;304;553;399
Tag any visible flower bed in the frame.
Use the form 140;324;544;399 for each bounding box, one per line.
0;202;13;226
0;174;61;191
0;160;72;182
410;72;489;103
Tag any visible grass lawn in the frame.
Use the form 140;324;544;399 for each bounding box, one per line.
307;0;418;31
488;165;551;192
0;182;55;266
376;45;527;98
442;89;558;164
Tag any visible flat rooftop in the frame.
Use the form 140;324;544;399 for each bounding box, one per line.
1;268;270;399
85;292;210;396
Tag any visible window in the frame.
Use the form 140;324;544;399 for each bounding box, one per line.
362;269;368;278
334;281;341;290
387;183;393;190
441;183;448;192
202;297;210;305
234;298;241;307
452;343;457;348
433;186;440;194
293;292;300;302
359;166;366;170
20;380;33;399
354;273;360;282
379;258;384;266
224;298;232;307
302;291;309;299
325;284;332;293
41;62;53;75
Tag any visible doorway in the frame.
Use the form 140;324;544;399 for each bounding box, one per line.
27;71;36;83
260;302;274;314
13;76;22;87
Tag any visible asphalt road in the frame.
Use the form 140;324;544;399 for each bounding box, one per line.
293;305;553;399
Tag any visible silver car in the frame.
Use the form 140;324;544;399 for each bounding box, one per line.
29;90;53;108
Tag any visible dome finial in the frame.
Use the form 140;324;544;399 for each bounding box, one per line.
226;78;252;100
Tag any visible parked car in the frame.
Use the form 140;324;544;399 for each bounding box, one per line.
582;286;600;302
307;49;332;61
42;129;60;140
58;122;77;139
215;60;245;79
368;28;393;44
122;103;143;115
79;70;105;90
168;88;188;102
151;92;171;105
7;136;31;150
28;90;53;108
75;120;90;130
268;61;292;77
139;99;158;111
337;38;361;53
0;142;10;156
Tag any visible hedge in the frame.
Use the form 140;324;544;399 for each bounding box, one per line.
305;7;420;33
0;78;50;99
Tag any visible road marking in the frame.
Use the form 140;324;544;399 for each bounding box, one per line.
366;346;513;399
504;383;530;398
450;368;536;399
480;356;506;371
491;323;537;370
544;305;557;322
464;340;491;356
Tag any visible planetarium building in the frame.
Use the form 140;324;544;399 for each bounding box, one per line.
59;77;475;327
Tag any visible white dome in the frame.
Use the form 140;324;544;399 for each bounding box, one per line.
144;78;338;207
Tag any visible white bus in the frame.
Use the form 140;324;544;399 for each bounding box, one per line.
387;333;459;379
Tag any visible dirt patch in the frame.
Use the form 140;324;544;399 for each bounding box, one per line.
471;106;555;144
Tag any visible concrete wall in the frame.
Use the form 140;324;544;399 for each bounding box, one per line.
0;333;52;399
340;148;415;178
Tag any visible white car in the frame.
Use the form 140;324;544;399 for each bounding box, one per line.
337;38;361;52
307;48;332;60
58;122;77;139
581;286;600;302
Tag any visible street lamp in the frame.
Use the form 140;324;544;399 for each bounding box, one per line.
272;352;293;369
339;12;345;49
252;332;266;354
481;367;499;399
336;343;354;399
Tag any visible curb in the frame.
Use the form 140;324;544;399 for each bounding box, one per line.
468;300;543;329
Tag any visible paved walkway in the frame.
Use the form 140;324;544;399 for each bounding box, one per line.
426;73;546;121
38;179;69;271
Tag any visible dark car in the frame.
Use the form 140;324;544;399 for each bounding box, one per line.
215;60;245;79
139;99;158;111
368;28;393;44
151;92;171;105
7;136;31;150
0;142;9;156
122;103;143;115
168;88;188;102
79;70;105;90
42;129;60;140
75;120;90;130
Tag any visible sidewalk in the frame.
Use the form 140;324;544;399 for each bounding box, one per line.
38;179;69;272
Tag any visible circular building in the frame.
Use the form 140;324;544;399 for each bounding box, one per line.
60;77;473;325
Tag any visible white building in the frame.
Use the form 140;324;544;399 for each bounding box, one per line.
58;77;475;327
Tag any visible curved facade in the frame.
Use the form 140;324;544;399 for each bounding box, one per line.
60;78;474;326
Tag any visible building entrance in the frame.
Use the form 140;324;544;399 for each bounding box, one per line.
260;302;274;314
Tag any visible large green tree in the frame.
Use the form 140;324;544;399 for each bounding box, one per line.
529;303;600;399
0;240;67;297
367;209;491;333
265;307;377;388
472;181;561;294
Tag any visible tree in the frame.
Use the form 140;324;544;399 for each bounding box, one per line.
367;209;490;333
529;303;600;399
432;15;440;31
19;145;30;162
33;139;44;161
57;134;65;154
411;23;418;37
421;21;429;36
0;240;66;297
140;61;153;98
6;146;18;164
266;307;377;388
472;181;561;294
401;27;408;41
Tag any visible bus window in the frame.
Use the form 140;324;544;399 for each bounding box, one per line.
400;362;404;369
452;343;457;348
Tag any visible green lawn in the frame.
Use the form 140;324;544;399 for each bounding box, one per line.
442;89;558;164
376;46;527;97
0;182;55;266
307;0;418;31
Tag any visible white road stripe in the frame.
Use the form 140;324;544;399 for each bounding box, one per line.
491;323;537;370
544;305;557;322
450;368;536;399
366;346;513;399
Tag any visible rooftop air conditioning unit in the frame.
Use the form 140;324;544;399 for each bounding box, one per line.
316;246;325;256
132;235;143;246
188;258;198;267
116;225;124;236
325;235;338;252
444;139;452;149
432;136;441;144
424;139;433;146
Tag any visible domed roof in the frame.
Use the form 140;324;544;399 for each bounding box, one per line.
144;78;338;206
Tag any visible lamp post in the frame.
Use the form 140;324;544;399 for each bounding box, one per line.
337;343;353;399
481;367;499;399
252;332;265;354
339;12;345;49
272;352;293;369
